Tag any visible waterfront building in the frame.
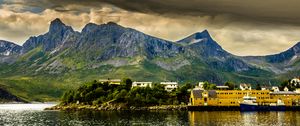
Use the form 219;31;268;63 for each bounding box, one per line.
160;82;178;92
284;87;289;91
295;88;300;93
197;82;205;90
291;78;300;86
99;79;121;85
190;89;300;107
240;84;251;90
216;86;229;90
270;91;300;106
132;82;153;88
272;86;280;92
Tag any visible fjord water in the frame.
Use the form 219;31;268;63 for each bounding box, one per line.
1;104;300;125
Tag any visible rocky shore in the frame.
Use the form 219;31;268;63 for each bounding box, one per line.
45;103;187;111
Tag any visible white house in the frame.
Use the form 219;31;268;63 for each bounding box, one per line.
99;79;121;85
284;87;289;91
272;86;280;92
197;82;205;90
295;88;300;93
240;84;251;90
216;86;229;90
132;82;152;88
160;82;178;92
291;78;300;86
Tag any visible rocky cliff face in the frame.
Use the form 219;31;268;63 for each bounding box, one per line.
21;18;79;54
0;40;22;56
74;22;184;61
178;30;229;58
266;42;300;63
0;40;22;63
243;42;300;74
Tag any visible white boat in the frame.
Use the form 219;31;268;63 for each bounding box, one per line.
240;93;285;111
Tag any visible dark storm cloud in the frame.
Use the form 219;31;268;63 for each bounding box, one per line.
28;0;298;26
5;0;300;25
101;0;300;25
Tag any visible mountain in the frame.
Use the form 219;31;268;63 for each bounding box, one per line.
177;30;252;72
243;42;300;74
0;18;298;101
0;40;21;56
266;42;300;63
0;40;22;63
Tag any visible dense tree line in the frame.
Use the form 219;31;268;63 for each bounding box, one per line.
61;79;193;107
202;81;217;90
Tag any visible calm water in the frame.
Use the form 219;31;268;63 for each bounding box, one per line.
1;104;300;126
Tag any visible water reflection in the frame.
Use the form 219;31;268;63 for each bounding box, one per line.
1;104;300;125
0;104;56;111
189;111;300;126
0;107;190;126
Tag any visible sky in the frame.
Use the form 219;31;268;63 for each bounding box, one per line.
1;0;300;56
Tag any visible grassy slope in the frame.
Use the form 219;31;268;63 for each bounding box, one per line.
0;47;283;102
0;63;281;102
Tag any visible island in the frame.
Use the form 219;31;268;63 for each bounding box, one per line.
47;78;192;111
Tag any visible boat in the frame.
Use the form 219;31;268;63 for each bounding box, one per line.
240;94;286;111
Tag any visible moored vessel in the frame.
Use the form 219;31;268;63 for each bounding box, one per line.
240;95;285;111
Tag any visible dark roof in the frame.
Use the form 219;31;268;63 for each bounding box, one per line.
240;84;251;88
216;86;229;89
270;91;300;95
208;90;217;98
192;90;203;98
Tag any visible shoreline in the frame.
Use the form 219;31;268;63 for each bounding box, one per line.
46;104;300;111
0;101;58;104
45;104;188;111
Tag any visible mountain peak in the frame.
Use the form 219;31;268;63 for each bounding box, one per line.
49;18;72;33
106;21;118;25
81;22;125;34
194;29;211;39
176;29;213;45
50;18;64;27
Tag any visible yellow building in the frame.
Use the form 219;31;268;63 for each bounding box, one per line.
190;89;300;106
270;92;300;106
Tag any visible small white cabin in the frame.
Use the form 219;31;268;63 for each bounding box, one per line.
240;84;251;91
272;86;280;92
160;82;178;92
132;82;152;88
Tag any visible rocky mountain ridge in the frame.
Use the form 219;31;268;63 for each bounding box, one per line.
0;18;299;84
